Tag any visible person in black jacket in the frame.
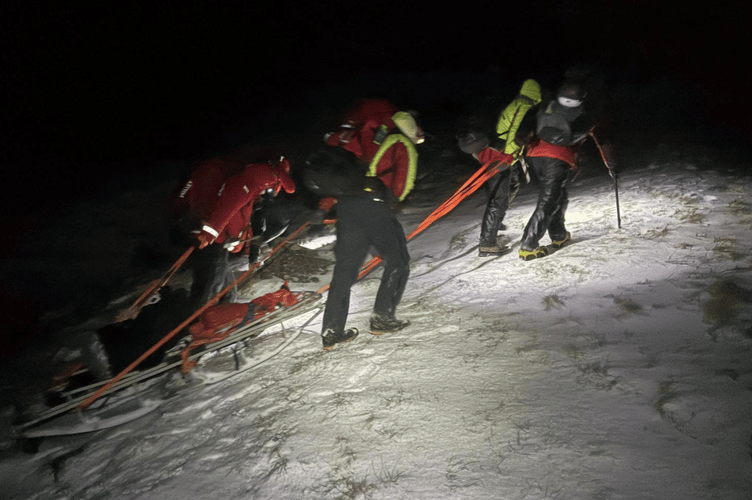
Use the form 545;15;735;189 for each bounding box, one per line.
304;109;423;350
516;70;616;260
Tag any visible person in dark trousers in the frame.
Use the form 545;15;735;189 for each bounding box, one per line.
479;79;543;256
516;70;615;260
168;156;296;305
305;104;423;350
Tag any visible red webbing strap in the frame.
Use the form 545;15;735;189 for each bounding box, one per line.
317;161;500;294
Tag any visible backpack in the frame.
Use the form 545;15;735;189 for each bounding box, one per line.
302;146;368;197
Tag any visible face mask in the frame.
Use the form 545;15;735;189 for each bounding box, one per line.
557;96;582;108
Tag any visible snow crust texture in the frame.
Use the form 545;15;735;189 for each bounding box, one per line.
3;157;752;499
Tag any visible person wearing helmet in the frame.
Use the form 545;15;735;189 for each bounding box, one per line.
171;156;296;305
310;100;423;350
515;71;616;260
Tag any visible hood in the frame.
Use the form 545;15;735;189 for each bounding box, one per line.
519;79;542;104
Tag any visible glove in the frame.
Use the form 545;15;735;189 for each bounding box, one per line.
318;197;337;212
194;225;218;249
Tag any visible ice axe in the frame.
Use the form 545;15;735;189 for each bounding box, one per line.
589;130;621;229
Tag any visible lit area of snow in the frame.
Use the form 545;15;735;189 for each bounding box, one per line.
2;150;752;499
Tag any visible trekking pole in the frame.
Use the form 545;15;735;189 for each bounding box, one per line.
79;221;311;411
589;130;621;229
317;160;501;294
115;246;195;322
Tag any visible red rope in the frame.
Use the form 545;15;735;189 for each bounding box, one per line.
317;161;500;294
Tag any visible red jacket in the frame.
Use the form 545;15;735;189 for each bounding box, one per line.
325;99;399;162
169;158;245;224
194;159;295;251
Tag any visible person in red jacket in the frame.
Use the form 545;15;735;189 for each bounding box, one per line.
171;156;296;305
325;98;400;162
193;158;296;250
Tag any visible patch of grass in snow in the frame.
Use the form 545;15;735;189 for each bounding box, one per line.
612;296;643;316
520;480;565;499
654;382;693;430
542;294;566;310
675;206;704;223
444;455;482;491
448;226;476;252
642;225;670;239
725;198;752;216
711;236;745;261
326;473;375;500
703;279;752;332
564;335;617;389
372;456;405;484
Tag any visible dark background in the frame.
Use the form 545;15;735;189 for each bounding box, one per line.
3;1;749;187
0;0;750;361
1;1;749;290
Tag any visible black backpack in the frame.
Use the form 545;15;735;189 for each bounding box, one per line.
302;146;368;197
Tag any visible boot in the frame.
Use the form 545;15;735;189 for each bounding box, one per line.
479;244;510;257
551;231;571;249
370;314;410;335
519;246;549;261
322;328;359;350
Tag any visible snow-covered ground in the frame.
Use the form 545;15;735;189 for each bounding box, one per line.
2;127;752;499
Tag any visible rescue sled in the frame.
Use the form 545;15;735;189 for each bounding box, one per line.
13;287;323;438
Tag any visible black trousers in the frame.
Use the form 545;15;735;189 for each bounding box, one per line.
480;166;519;246
322;196;410;334
520;156;571;251
190;244;238;307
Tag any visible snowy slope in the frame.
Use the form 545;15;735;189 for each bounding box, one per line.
2;147;752;499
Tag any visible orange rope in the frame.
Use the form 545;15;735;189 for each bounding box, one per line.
115;247;195;322
317;161;500;294
79;221;311;410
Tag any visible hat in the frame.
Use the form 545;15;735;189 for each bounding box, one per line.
392;111;425;144
556;82;585;108
456;130;489;155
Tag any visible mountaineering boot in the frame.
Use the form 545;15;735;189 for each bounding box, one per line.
519;246;549;261
479;244;510;257
551;231;571;249
322;328;359;350
370;314;411;335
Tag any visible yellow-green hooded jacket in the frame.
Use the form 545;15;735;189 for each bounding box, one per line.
495;79;542;157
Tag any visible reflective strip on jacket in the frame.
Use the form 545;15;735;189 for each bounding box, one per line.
366;133;418;202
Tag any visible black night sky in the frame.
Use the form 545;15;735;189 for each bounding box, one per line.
0;1;750;353
1;1;750;226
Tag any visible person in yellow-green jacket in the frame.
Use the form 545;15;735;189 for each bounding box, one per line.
477;79;543;256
